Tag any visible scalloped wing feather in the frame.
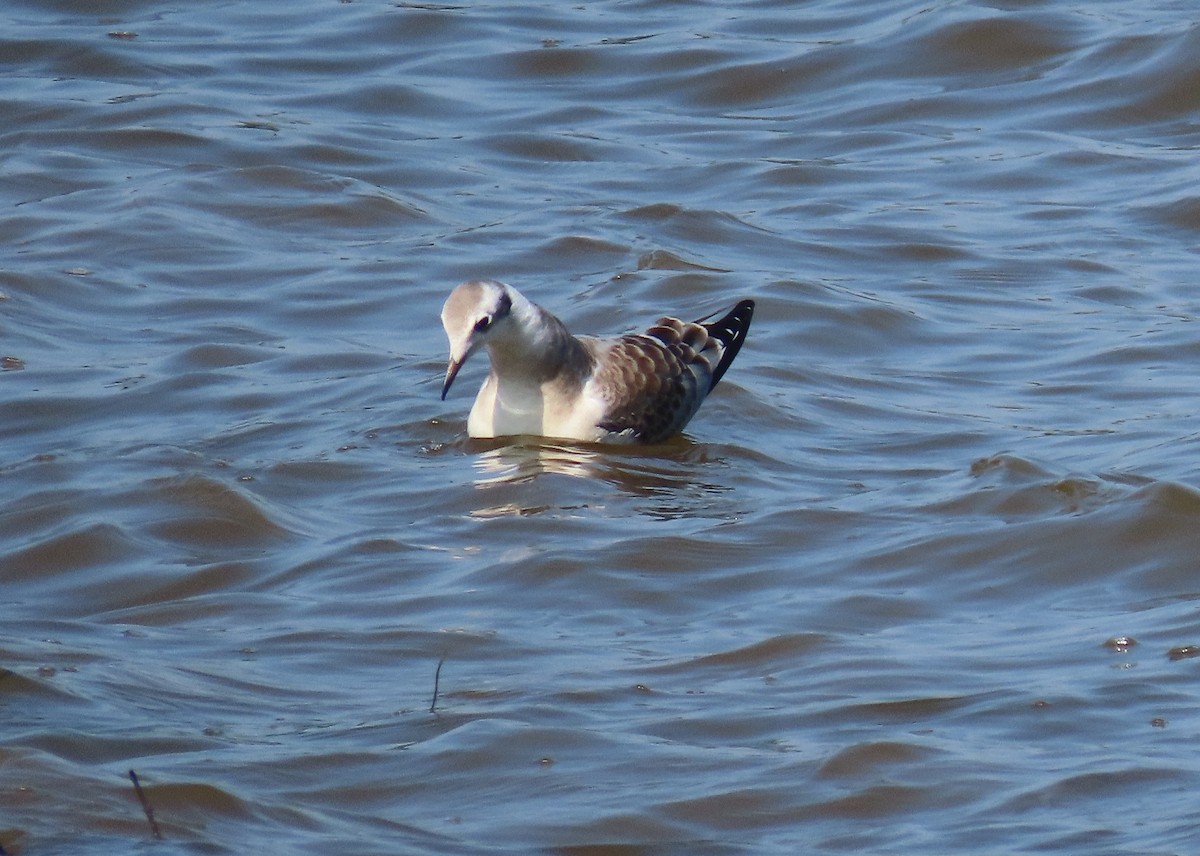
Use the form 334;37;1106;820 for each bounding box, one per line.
586;300;754;443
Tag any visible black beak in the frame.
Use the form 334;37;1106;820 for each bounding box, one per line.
441;358;463;400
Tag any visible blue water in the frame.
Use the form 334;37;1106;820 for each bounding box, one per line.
3;1;1200;853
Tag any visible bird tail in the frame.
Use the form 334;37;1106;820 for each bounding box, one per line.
699;299;754;391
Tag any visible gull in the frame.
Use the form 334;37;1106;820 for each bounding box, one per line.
440;280;754;443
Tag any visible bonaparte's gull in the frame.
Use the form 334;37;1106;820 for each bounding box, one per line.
440;280;753;443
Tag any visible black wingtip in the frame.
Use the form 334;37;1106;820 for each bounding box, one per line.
703;299;754;391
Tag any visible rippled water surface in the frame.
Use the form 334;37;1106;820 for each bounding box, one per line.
5;1;1200;853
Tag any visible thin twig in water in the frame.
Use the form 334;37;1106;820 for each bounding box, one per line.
128;769;163;840
430;657;445;714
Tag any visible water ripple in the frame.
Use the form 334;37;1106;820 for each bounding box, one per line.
4;1;1200;853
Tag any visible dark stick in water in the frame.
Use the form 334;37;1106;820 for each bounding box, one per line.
128;769;163;839
430;657;445;714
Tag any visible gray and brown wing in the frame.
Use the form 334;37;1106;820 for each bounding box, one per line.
590;299;754;443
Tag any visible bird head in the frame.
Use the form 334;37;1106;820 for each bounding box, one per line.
439;280;514;399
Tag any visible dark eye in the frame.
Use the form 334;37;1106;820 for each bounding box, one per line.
474;316;492;333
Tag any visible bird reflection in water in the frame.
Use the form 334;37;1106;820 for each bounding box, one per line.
466;438;735;521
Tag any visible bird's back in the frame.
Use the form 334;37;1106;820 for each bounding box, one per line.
587;299;754;443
